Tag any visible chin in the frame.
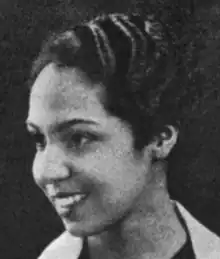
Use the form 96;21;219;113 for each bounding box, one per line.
62;216;117;237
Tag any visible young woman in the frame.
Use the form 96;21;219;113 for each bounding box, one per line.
26;13;220;259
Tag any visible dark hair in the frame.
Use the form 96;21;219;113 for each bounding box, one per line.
29;13;183;151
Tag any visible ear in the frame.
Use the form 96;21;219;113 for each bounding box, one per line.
151;125;178;159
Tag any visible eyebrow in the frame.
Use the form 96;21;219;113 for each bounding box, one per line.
26;118;99;133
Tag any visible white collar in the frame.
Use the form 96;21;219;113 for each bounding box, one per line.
176;201;220;259
38;231;82;259
39;202;220;259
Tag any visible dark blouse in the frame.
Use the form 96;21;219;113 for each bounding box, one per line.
172;204;196;258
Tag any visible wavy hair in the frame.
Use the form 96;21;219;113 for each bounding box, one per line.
29;13;182;150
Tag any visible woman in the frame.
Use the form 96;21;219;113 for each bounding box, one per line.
26;13;220;259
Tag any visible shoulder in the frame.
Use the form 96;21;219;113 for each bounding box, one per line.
176;201;220;259
38;231;83;259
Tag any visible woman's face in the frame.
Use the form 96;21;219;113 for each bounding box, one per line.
26;63;152;236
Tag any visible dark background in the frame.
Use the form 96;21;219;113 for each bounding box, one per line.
1;1;220;258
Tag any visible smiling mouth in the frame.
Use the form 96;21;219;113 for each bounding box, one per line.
53;193;88;217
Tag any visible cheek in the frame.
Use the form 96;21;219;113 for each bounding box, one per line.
88;165;147;223
83;149;148;206
80;138;148;187
106;163;147;205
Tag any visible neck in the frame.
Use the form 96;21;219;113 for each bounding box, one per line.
88;162;187;259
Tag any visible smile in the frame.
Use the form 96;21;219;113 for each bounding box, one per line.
53;193;88;216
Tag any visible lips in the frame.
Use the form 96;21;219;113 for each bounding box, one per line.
53;192;82;199
52;192;88;217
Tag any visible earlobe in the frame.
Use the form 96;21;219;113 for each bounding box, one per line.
152;126;178;159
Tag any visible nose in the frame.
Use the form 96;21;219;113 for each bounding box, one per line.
33;144;71;186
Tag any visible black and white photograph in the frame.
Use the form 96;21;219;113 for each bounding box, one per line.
1;1;220;258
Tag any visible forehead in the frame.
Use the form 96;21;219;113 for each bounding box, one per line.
28;63;108;128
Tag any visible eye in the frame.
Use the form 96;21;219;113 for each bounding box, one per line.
29;131;46;151
67;131;97;151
